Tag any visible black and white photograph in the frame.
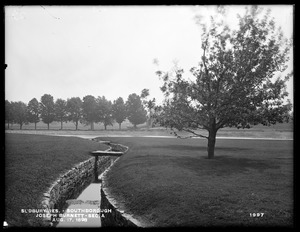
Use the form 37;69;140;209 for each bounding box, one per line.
4;5;293;228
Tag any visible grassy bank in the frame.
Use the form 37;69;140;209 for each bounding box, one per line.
100;137;293;227
5;133;108;227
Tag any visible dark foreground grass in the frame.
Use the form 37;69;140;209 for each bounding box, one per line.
100;137;293;227
5;133;108;227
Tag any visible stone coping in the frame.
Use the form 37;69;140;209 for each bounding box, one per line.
90;151;124;156
39;138;142;227
98;142;146;227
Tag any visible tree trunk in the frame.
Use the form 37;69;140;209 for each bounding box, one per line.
47;123;50;130
91;122;94;131
20;123;22;130
147;118;150;130
61;120;63;130
149;117;153;128
119;123;121;130
104;124;107;130
34;122;37;130
207;129;217;159
134;124;137;129
75;121;78;130
7;122;10;129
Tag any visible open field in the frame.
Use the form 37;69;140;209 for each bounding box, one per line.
5;120;293;133
5;133;108;227
97;137;293;227
4;129;294;227
5;121;293;140
5;119;141;131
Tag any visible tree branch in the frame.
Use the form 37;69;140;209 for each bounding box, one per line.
176;108;209;130
202;36;211;93
181;128;209;139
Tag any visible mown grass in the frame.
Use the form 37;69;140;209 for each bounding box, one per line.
5;133;108;227
100;137;293;227
5;121;293;132
5;119;146;131
6;123;294;139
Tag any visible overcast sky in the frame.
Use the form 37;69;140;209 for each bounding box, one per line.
5;5;293;105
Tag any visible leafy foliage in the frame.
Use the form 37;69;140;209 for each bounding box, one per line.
126;93;147;128
40;94;55;128
97;96;114;130
5;100;14;128
27;98;40;129
11;101;28;129
140;88;156;128
81;95;98;130
112;97;127;129
27;98;40;124
66;97;82;130
156;6;292;158
55;98;68;129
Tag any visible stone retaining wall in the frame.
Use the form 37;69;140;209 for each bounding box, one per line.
99;143;144;227
100;187;138;227
39;145;116;226
39;139;141;227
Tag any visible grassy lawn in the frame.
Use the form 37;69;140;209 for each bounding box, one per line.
99;137;293;227
5;121;293;140
5;119;145;131
5;133;108;227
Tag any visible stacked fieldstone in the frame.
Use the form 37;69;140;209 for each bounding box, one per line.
39;140;134;227
40;155;113;226
99;143;144;227
100;187;139;227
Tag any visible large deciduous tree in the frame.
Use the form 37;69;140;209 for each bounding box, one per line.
156;6;292;159
82;95;98;130
140;88;156;129
27;98;40;130
126;93;147;129
55;98;68;130
5;100;14;129
66;97;82;130
112;97;127;130
97;96;114;130
11;101;28;130
40;94;56;130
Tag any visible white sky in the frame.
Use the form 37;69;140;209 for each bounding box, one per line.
5;5;293;105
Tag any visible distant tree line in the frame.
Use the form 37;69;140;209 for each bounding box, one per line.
5;89;155;130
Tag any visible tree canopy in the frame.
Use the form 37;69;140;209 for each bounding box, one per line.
40;94;56;130
5;100;14;129
97;96;114;130
126;93;147;129
112;97;127;130
55;98;68;130
156;6;292;158
11;101;28;130
82;95;98;130
66;97;82;130
140;88;156;129
27;98;40;130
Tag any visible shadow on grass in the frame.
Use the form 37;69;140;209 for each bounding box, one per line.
171;156;280;176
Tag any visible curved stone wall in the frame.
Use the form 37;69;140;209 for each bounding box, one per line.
100;187;139;227
39;139;143;227
39;145;115;226
98;143;145;227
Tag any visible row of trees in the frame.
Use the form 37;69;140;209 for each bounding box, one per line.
5;6;293;159
5;90;155;130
